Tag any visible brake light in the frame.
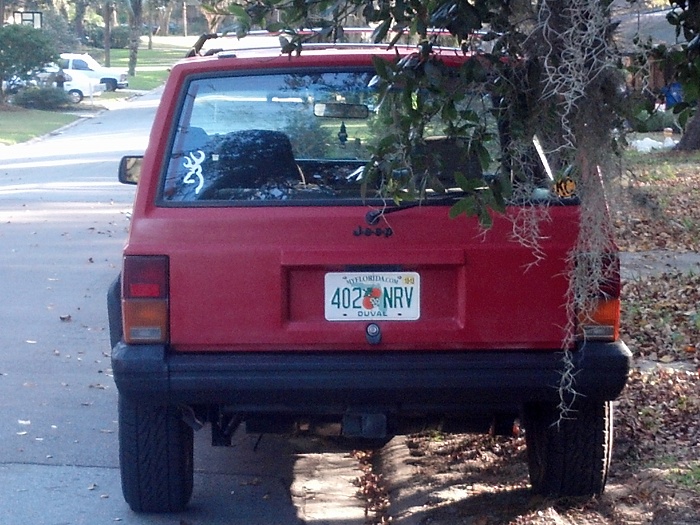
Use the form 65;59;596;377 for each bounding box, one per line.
578;255;620;342
122;255;169;344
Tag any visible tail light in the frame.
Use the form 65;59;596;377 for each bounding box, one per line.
578;255;620;342
122;255;169;344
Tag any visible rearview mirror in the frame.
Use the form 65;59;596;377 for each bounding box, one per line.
313;102;369;119
119;156;143;185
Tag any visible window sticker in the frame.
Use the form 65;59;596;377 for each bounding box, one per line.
183;150;205;195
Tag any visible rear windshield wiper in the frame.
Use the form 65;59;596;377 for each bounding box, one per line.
364;193;465;225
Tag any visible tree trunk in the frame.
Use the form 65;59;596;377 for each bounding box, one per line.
72;0;87;41
128;0;143;77
675;112;700;151
162;3;175;36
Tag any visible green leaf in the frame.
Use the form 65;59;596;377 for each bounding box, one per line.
476;144;491;170
389;28;407;47
477;206;494;228
449;195;477;219
226;4;248;17
454;172;483;192
441;101;458;121
372;20;391;43
378;134;401;150
265;22;285;33
371;56;392;81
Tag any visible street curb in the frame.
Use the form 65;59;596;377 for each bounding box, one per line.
377;437;426;525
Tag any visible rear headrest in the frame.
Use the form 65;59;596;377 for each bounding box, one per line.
170;129;300;201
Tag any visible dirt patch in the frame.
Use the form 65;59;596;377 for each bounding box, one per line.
613;161;700;254
0;103;24;112
379;368;699;525
621;272;700;365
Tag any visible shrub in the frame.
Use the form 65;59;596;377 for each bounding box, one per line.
13;87;73;110
629;109;682;133
0;24;58;102
85;24;131;49
111;26;131;49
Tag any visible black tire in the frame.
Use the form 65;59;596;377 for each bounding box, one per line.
118;395;194;512
68;89;83;103
524;400;612;497
104;79;118;92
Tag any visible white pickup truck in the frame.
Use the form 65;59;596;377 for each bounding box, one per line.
58;53;128;91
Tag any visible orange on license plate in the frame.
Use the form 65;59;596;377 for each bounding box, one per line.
324;272;420;321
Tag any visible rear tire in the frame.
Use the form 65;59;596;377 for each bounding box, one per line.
118;395;194;512
524;400;612;497
68;89;83;103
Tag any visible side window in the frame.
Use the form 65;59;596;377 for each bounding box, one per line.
58;58;69;69
74;59;90;71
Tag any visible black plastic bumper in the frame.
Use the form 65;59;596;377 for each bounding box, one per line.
111;341;632;415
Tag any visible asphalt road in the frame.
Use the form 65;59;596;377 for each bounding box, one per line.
0;92;366;525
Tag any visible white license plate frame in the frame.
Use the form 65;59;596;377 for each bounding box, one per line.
324;272;420;321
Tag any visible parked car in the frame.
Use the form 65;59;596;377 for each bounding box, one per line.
58;53;128;91
39;66;106;103
108;34;631;513
1;75;34;94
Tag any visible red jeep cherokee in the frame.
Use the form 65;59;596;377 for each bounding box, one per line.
108;37;631;513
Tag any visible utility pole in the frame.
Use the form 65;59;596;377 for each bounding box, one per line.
183;0;187;37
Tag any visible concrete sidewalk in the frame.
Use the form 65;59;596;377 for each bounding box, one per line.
620;250;700;279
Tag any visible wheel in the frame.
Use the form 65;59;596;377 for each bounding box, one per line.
104;79;118;92
68;89;83;104
118;395;194;512
523;400;612;497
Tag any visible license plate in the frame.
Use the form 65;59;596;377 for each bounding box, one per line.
324;272;420;321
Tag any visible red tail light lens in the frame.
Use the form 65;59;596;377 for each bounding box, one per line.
123;256;169;299
122;256;169;344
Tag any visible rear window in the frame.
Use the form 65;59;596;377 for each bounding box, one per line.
160;68;497;205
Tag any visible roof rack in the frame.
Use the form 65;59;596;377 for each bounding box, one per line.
184;28;483;58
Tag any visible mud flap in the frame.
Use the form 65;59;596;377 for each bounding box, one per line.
342;413;387;439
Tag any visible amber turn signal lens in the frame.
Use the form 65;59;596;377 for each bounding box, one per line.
579;298;620;342
123;299;169;343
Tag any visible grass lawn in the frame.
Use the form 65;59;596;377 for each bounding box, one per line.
0;38;191;145
0;108;79;146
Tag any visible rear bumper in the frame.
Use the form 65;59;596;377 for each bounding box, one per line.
111;341;632;415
